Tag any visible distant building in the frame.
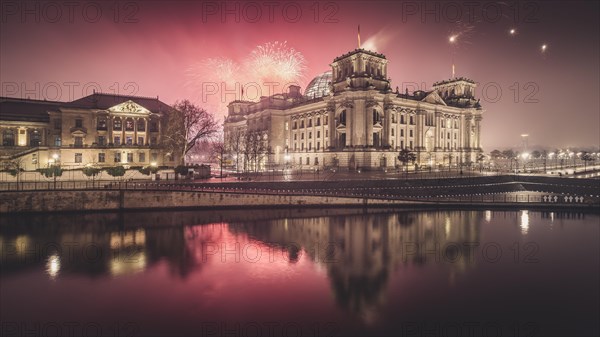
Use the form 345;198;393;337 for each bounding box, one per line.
224;48;483;171
0;93;178;170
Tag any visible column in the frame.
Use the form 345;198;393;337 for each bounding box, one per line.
144;119;149;145
475;116;482;149
134;117;138;145
434;112;441;150
108;115;113;144
383;107;391;147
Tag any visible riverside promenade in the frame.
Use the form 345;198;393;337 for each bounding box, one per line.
1;174;598;213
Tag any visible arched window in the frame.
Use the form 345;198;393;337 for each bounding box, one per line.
339;110;346;125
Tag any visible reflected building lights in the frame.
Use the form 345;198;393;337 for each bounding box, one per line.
485;210;492;222
46;254;61;279
15;235;31;255
520;210;530;235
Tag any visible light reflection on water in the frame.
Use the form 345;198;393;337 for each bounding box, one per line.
1;209;598;336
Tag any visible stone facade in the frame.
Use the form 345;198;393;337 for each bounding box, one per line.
224;48;484;171
0;93;176;171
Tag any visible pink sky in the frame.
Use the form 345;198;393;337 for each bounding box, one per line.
1;1;598;149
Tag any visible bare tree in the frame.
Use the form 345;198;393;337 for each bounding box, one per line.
225;129;245;173
163;100;219;165
209;139;226;178
243;131;268;173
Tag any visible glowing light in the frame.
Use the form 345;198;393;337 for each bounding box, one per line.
541;44;547;52
509;28;516;35
52;153;59;160
520;210;530;235
185;41;307;118
485;210;492;222
46;254;61;279
449;35;457;43
150;161;157;167
246;41;306;84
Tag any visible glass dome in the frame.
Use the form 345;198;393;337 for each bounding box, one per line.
304;71;332;99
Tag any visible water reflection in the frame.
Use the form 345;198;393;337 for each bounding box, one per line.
45;254;60;279
520;210;530;235
1;209;598;336
225;211;483;322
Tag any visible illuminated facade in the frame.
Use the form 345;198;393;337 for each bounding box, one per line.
224;48;484;170
0;93;176;170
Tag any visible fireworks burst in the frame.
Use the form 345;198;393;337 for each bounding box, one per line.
185;57;240;88
246;41;306;84
448;21;476;50
185;41;307;117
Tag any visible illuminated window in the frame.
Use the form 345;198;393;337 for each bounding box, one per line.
127;153;133;163
98;153;105;163
97;117;107;130
114;119;122;131
114;152;121;163
74;153;82;163
125;119;134;131
29;130;41;146
139;153;145;162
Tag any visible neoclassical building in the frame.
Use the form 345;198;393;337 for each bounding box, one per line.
224;48;483;171
0;92;176;170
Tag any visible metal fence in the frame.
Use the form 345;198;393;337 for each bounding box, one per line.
1;181;597;205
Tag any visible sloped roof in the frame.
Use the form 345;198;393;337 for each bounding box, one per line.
0;97;61;123
68;92;171;113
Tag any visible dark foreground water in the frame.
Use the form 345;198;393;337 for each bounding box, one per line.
1;208;598;337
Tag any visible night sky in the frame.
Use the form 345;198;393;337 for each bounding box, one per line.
1;0;598;149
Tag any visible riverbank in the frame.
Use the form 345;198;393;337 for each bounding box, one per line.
1;188;597;213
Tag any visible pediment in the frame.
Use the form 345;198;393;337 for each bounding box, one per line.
109;100;151;114
421;91;447;106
